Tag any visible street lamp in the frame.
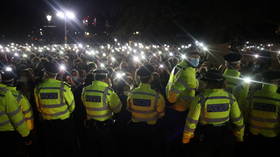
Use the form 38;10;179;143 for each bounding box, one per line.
46;15;52;22
56;10;76;44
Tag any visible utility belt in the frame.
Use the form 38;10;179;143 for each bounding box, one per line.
86;119;114;128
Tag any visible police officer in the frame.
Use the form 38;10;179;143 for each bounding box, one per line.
127;65;165;156
0;67;31;156
34;62;76;157
223;53;249;113
165;47;200;155
2;67;34;131
182;70;244;157
246;70;280;155
81;69;122;157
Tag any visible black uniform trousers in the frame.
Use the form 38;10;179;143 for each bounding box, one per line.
0;131;26;157
84;119;115;157
127;121;162;157
192;124;236;157
39;118;76;157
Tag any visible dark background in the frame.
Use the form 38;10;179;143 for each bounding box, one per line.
0;0;279;43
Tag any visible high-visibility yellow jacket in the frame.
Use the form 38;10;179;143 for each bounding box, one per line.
0;84;30;137
247;84;280;138
127;83;165;125
223;68;249;114
82;81;122;122
183;89;244;141
7;86;34;130
166;61;198;111
34;78;75;120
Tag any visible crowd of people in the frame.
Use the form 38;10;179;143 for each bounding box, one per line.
0;40;280;157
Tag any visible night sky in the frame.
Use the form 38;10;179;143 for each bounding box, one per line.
0;0;279;42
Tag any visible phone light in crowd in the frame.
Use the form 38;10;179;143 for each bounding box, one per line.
78;43;83;48
5;66;12;72
133;56;140;63
141;54;146;60
243;77;252;84
181;54;187;60
59;64;66;71
59;51;64;55
14;53;19;57
111;56;116;62
116;72;125;79
169;52;174;57
158;51;162;55
159;64;164;68
202;46;209;51
278;51;280;54
254;54;259;58
102;53;106;57
100;63;105;68
22;54;28;58
114;38;117;42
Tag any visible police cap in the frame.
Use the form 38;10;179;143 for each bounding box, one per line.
44;62;59;74
137;65;154;78
203;70;224;82
224;53;242;63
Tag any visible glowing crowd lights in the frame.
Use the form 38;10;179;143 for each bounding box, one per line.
5;66;12;72
116;72;125;79
243;77;252;84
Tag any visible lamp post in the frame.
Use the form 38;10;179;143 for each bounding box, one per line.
56;10;76;44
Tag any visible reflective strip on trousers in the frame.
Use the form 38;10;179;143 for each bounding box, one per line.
42;108;69;117
250;116;278;123
7;107;21;117
0;120;10;126
131;92;158;97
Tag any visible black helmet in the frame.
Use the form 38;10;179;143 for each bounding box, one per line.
0;66;17;84
137;64;154;78
224;53;242;64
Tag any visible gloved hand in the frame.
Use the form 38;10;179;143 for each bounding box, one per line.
182;132;194;144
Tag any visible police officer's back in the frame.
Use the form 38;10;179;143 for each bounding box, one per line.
127;65;165;156
246;70;280;155
34;62;76;157
81;69;122;157
0;67;30;156
183;70;244;157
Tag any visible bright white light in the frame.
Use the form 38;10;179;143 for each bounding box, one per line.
46;15;52;22
260;48;264;51
114;38;118;42
202;46;209;51
102;53;106;57
254;54;259;58
116;72;125;79
278;51;280;54
243;77;252;84
100;63;105;68
181;54;187;60
133;56;140;62
59;64;66;71
56;11;65;18
65;11;75;19
22;54;28;58
59;51;64;55
5;66;12;72
100;46;105;49
169;52;174;56
111;57;116;62
159;64;164;68
78;43;83;48
14;53;19;57
158;51;162;55
141;54;146;60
